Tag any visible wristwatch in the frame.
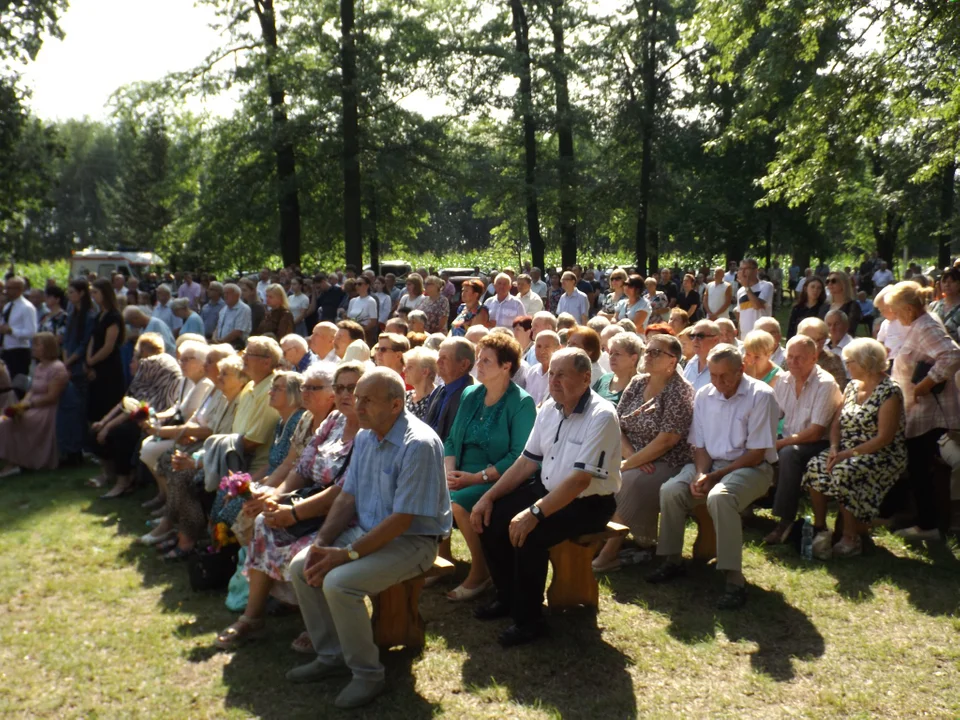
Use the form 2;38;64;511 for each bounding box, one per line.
481;468;490;483
345;544;360;561
529;504;543;521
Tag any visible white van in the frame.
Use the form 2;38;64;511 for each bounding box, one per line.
69;249;164;282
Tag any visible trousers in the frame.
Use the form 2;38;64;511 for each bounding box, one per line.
773;441;830;521
479;480;615;625
289;529;438;682
657;461;774;572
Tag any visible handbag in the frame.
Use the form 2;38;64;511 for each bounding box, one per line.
187;544;239;592
911;360;946;396
283;445;354;538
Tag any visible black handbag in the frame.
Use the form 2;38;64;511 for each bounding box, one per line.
911;360;946;395
283;446;354;538
187;544;239;592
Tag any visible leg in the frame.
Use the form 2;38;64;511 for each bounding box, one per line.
772;442;829;525
450;503;489;589
809;488;829;529
323;534;438;681
706;464;774;580
616;463;679;547
593;511;626;567
655;465;699;563
907;429;945;531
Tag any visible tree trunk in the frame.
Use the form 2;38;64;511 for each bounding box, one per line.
548;0;577;270
873;209;901;268
939;160;955;269
649;227;659;275
254;0;301;268
341;0;363;270
510;0;545;272
368;188;380;275
634;0;658;277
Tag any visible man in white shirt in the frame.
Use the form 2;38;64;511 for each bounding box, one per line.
824;309;854;359
703;267;733;321
682;320;722;392
214;284;253;349
0;277;37;379
722;260;739;286
753;317;785;367
529;268;548;301
308;321;340;364
524;311;558;366
177;272;202;309
483;273;525;328
471;348;619;645
523;330;560;406
734;258;774;338
256;268;272;303
872;261;894;291
152;285;183;334
765;335;842;545
516;274;544;316
287;277;312;335
648;344;778;609
556;271;589;324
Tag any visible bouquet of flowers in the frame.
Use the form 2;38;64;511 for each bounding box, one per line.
219;471;254;500
122;397;154;422
3;402;27;420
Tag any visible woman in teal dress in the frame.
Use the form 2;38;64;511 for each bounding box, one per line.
593;333;643;405
442;332;536;601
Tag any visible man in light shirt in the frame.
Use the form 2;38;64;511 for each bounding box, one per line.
177;271;202;309
256;268;272;303
734;258;774;338
522;330;560;406
648;344;779;610
824;310;854;359
214;283;253;349
753;317;785;367
765;336;842;544
516;274;544;316
529;268;548;300
557;271;589;324
872;261;894;290
309;321;340;364
682;320;722;392
484;273;525;328
0;277;37;379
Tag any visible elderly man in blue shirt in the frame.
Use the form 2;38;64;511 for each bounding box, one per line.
287;367;451;710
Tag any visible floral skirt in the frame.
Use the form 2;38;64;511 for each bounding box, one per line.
802;447;906;522
244;513;316;583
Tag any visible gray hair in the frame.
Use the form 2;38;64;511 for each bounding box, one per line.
692;319;721;336
304;361;336;387
156;284;172;297
536;330;561;347
273;370;304;407
797;317;829;341
532;311;558;331
753;316;781;338
281;333;308;352
550;347;592;375
404;346;438;378
178;340;209;363
245;336;282;366
207;281;224;296
609;332;644;358
706;343;743;369
586;316;611;333
441;336;476;371
824;309;849;327
334;361;367;384
408;309;427;325
424;333;446;351
170;297;190;313
363;367;406;401
842;337;888;373
786;334;818;356
222;283;241;296
122;306;149;324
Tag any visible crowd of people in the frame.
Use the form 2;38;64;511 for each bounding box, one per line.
1;254;959;710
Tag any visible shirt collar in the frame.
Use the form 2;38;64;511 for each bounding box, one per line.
555;388;592;415
382;410;411;447
444;374;471;394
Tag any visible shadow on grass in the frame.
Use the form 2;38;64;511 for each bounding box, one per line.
430;598;638;719
607;561;825;682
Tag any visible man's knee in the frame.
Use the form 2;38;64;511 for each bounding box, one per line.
706;482;737;515
660;474;692;506
288;545;311;585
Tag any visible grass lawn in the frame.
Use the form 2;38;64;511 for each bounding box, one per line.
1;466;959;719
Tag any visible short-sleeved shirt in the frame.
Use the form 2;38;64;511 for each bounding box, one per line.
177;282;202;308
200;299;225;338
518;291;544;316
615;296;651;328
773;365;842;438
735;281;775;337
484;293;526;327
288;292;311;323
617;371;694;468
682;355;712;393
691;375;779;464
521;389;621;497
145;316;177;355
232;376;282;471
216;301;253;343
341;411;452;535
180;312;205;338
557;290;589;321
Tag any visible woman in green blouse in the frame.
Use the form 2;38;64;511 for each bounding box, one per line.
443;332;536;601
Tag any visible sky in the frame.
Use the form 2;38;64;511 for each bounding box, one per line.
21;0;237;121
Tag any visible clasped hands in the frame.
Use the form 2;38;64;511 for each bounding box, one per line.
302;545;349;587
689;471;718;499
446;469;481;491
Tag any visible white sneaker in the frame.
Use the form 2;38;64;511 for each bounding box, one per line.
0;466;21;479
893;526;941;542
811;530;834;560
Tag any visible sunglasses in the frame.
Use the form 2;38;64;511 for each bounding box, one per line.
333;383;358;395
302;384;330;392
644;348;677;359
689;333;718;341
827;278;840;284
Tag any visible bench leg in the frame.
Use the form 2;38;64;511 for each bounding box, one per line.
372;577;426;649
547;540;601;609
691;504;717;561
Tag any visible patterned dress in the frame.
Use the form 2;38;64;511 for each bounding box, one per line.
802;377;907;521
421;295;450;334
405;389;431;419
450;304;485;337
244;411;354;582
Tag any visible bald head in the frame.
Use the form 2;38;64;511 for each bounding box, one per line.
309;321;338;358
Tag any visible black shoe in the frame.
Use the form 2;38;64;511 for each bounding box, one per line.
716;585;747;610
645;562;686;584
498;621;546;647
474;600;510;621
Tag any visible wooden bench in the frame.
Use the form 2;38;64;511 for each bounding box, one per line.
371;556;455;648
546;522;629;609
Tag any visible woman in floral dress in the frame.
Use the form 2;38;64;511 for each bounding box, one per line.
421;276;451;334
214;363;364;650
803;338;906;559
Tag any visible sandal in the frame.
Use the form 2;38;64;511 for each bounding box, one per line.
446;578;492;602
290;630;314;654
162;547;192;562
762;520;794;545
85;476;109;489
214;615;265;650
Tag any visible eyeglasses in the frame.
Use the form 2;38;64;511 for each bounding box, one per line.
827;278;840;284
689;333;718;341
644;348;677;359
269;385;286;393
302;384;330;392
333;383;358;395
